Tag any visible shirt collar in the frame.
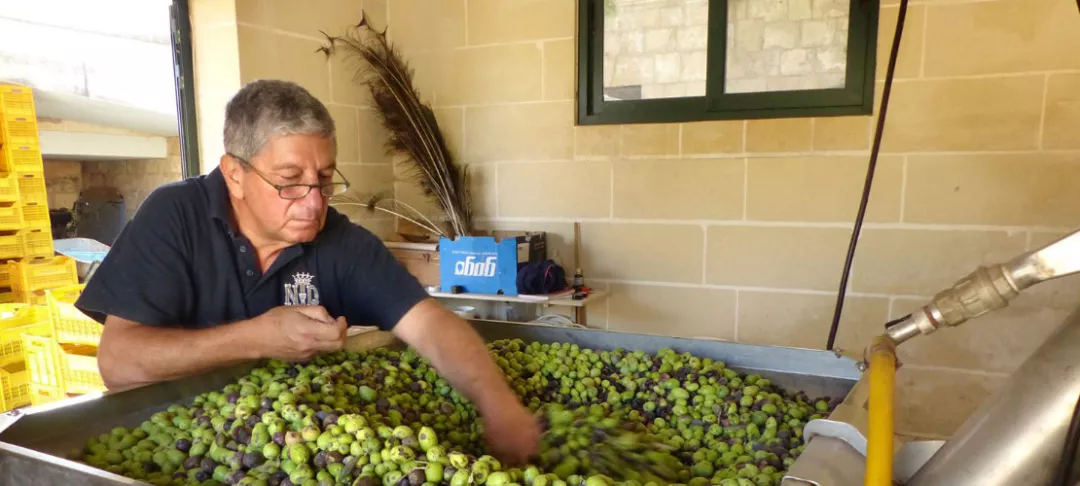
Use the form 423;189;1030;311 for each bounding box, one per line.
206;168;238;234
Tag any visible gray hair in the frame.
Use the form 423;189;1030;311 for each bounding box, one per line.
223;79;336;162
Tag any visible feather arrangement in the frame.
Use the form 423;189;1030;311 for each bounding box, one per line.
330;192;446;239
318;14;473;238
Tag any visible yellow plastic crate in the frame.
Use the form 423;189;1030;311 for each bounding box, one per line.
0;143;43;175
0;173;19;203
0;304;50;368
0;204;22;231
22;334;103;400
60;344;103;395
0;234;23;260
0;85;35;118
0;291;13;304
23;334;62;404
20;204;47;230
0;319;50;369
0;363;31;412
46;285;101;346
0;114;39;148
27;383;65;406
9;256;77;293
14;289;48;305
0;265;9;288
16;174;46;206
23;229;54;259
0;304;49;365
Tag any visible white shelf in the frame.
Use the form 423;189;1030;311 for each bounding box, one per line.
428;290;606;308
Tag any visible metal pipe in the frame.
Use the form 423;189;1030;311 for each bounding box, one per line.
864;336;897;486
885;229;1080;345
907;305;1080;486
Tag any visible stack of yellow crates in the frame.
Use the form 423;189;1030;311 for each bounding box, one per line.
0;84;104;411
0;84;76;303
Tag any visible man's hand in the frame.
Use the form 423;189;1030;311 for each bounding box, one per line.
391;299;541;465
482;400;541;466
249;305;347;361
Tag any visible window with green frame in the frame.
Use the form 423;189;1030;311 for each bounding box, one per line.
576;0;880;125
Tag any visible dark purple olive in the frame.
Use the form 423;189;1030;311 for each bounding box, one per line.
752;442;765;451
242;451;264;469
197;416;212;427
407;470;426;486
777;429;793;440
322;414;339;429
226;470;246;484
272;432;286;447
245;415;260;428
268;471;286;486
314;410;329;423
200;458;217;471
354;477;375;486
183;455;202;470
326;451;344;464
195;470;212;482
409;382;421;393
281;478;295;486
313;451;328;469
227;393;240;404
235;427;252;445
143;461;159;473
175;438;192;453
173;472;187;480
261;397;274;411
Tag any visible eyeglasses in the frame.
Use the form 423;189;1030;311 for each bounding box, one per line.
229;153;351;200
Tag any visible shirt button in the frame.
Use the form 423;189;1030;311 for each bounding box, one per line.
246;270;255;277
239;246;247;253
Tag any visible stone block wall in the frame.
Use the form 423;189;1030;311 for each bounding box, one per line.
726;0;848;92
602;0;849;98
604;0;709;99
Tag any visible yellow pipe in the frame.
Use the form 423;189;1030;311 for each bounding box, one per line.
865;335;897;486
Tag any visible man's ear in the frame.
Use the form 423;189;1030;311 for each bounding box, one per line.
220;155;245;199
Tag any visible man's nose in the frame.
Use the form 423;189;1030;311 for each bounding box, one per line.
299;186;327;209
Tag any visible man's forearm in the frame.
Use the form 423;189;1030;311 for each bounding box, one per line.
99;317;260;390
393;300;519;412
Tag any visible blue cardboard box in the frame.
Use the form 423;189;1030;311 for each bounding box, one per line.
438;231;547;295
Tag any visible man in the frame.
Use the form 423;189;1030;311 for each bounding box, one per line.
75;79;540;464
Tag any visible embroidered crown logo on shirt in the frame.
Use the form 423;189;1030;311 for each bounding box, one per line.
284;272;320;306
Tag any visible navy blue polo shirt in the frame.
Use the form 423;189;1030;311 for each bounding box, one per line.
75;168;430;331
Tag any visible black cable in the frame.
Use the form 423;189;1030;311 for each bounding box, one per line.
1052;392;1080;486
825;0;910;351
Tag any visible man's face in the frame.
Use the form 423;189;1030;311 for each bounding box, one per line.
231;134;337;245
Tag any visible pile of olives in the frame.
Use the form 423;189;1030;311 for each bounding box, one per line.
73;339;839;486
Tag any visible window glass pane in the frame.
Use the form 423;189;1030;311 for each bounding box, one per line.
603;0;709;101
724;0;849;94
